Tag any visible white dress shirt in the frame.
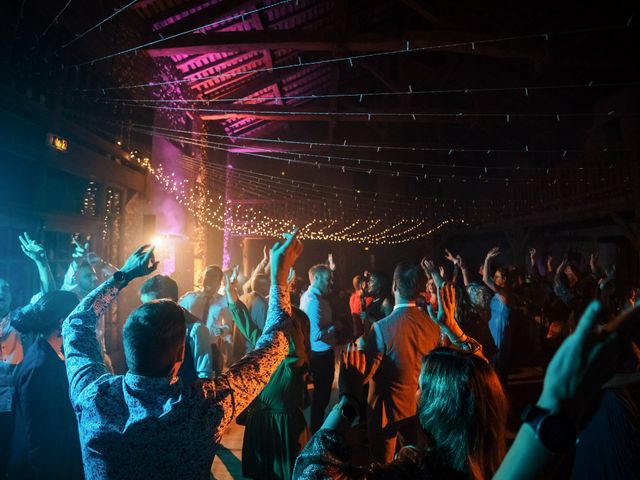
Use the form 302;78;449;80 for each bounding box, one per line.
300;286;333;352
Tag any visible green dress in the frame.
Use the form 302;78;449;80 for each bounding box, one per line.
228;300;311;480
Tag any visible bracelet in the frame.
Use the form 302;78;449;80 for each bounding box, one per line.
453;335;482;354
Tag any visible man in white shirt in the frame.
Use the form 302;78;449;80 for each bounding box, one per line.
179;265;232;375
300;264;336;432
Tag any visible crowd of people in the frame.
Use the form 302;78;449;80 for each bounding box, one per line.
1;229;639;480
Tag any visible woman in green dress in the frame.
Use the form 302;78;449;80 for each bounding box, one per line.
225;267;311;480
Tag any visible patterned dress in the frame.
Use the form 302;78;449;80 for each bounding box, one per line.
61;278;291;480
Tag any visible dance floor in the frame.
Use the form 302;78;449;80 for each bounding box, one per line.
210;366;543;479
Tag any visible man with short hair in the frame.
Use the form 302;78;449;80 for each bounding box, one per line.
62;232;303;480
140;274;213;382
363;261;441;463
300;263;336;433
180;265;232;375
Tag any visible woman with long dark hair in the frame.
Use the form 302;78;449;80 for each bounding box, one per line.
294;283;507;480
8;290;84;480
294;345;507;480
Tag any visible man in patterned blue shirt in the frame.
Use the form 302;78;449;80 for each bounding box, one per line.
62;232;303;480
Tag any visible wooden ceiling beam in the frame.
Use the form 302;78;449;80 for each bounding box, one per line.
145;30;538;58
149;0;257;34
201;110;471;123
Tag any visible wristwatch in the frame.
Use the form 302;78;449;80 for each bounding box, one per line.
113;270;130;286
521;404;577;454
338;395;359;422
453;335;482;354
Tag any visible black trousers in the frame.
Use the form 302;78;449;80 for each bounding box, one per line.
0;410;15;478
309;349;335;433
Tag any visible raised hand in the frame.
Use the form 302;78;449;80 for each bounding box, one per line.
427;283;456;328
225;266;240;303
605;263;616;279
444;248;457;264
529;248;537;266
455;254;465;270
557;255;569;275
546;255;554;273
270;229;304;286
287;267;296;287
120;245;159;281
72;237;90;260
486;247;501;259
339;342;367;401
538;301;640;426
19;233;47;263
420;257;435;275
438;265;446;279
327;253;336;271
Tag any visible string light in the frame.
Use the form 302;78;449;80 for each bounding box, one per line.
76;23;632;91
132;122;631;164
134;126;619;184
49;0;139;56
81;181;98;217
134;155;465;244
79;80;640;104
111;100;638;120
70;0;293;68
37;0;73;43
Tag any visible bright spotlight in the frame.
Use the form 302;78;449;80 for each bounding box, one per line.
151;235;165;248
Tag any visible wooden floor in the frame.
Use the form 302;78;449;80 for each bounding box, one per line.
211;423;247;479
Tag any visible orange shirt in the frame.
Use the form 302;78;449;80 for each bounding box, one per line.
349;292;372;315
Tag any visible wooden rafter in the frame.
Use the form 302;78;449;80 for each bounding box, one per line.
200;103;481;122
145;30;538;58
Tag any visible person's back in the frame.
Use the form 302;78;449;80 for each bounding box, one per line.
10;337;83;480
368;306;440;424
73;372;221;479
364;261;441;463
62;241;303;480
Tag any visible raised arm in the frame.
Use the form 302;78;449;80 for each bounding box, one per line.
62;245;158;407
457;254;471;286
553;255;574;305
588;252;603;280
62;238;90;291
421;258;444;288
225;266;262;347
62;278;121;406
242;246;269;294
494;301;640;480
483;247;500;293
19;233;55;295
294;343;368;478
427;283;483;357
208;230;304;440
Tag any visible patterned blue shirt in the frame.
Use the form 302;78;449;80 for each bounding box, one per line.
62;278;291;480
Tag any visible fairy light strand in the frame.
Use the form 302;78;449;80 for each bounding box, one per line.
75;23;633;91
